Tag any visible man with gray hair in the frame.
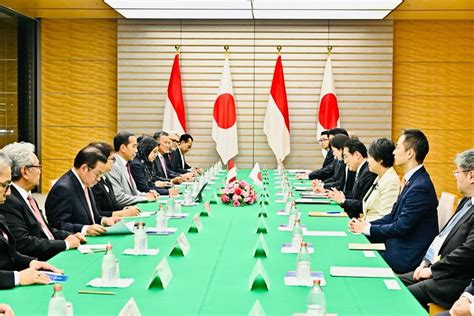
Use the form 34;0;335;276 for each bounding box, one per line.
0;142;85;261
399;148;474;310
0;152;63;289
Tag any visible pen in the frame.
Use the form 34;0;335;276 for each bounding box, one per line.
78;290;116;295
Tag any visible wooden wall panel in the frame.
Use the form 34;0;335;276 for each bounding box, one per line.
117;19;394;170
41;19;117;192
392;20;474;197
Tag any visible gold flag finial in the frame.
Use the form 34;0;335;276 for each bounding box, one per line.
327;46;333;54
224;45;230;57
277;45;282;56
175;45;181;54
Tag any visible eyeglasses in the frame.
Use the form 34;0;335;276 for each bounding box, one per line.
318;138;329;143
453;170;471;176
170;139;179;143
0;180;11;190
26;165;42;169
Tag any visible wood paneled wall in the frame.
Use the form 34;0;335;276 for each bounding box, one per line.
392;20;474;197
117;19;394;170
41;19;117;192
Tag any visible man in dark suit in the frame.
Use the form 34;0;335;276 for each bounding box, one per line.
171;133;202;175
307;130;335;181
398;149;474;309
328;139;377;218
46;146;120;236
0;152;62;289
350;129;438;273
152;131;187;183
0;142;85;261
89;142;140;218
164;132;180;170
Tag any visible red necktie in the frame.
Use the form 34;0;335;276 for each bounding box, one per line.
27;194;55;240
126;162;135;187
82;188;96;224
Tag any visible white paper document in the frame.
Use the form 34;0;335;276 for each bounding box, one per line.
363;251;376;258
384;279;401;290
105;221;135;235
304;231;347;237
295;198;331;205
348;243;386;251
122;211;156;219
330;266;394;278
77;244;107;254
146;227;177;235
293;186;313;191
87;278;134;288
122;248;160;256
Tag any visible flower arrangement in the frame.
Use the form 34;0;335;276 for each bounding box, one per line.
221;180;257;207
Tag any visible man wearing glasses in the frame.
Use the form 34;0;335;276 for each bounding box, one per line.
46;146;120;236
0;152;63;290
0;142;85;261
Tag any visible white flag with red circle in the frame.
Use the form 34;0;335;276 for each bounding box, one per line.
263;55;291;162
212;56;238;165
162;54;187;135
249;162;263;188
317;54;339;138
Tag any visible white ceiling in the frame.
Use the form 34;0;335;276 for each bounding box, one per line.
104;0;403;19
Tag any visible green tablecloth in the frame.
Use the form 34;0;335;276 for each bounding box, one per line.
1;170;427;315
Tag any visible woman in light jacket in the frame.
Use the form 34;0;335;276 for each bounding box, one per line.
362;138;400;222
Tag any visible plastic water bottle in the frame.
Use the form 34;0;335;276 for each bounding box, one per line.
288;202;298;229
156;204;168;230
101;243;118;286
296;242;311;282
184;184;193;204
307;279;326;316
134;222;147;254
48;284;67;316
291;219;303;250
166;196;175;214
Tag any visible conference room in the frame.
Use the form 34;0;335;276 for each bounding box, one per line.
0;1;473;315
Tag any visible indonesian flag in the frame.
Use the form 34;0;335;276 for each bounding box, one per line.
226;160;237;183
249;162;263;188
162;54;186;135
263;55;291;162
317;54;339;139
212;57;238;165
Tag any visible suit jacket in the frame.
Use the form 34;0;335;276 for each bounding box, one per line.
341;161;378;218
106;154;148;206
420;198;474;308
0;186;71;261
170;148;191;174
308;150;335;181
92;177;124;217
369;166;438;273
130;157;169;195
153;154;181;181
0;215;34;289
362;167;400;222
466;280;474;295
45;170;104;233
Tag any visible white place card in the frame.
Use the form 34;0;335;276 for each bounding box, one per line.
176;232;190;256
248;299;266;316
147;257;173;289
118;298;142;316
248;259;271;291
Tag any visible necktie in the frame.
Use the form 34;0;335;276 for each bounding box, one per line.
400;178;407;194
159;155;168;178
126;162;135;187
83;187;96;224
27;194;55;240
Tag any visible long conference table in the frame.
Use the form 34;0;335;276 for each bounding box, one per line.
1;170;427;315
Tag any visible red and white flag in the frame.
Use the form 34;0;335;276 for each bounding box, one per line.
212;57;238;165
249;162;263;188
226;160;237;183
263;55;291;162
162;54;187;135
317;54;339;139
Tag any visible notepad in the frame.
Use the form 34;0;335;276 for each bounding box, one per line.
348;243;386;251
330;266;394;278
308;212;347;217
87;278;134;288
104;221;135;235
300;192;328;198
293;186;313;191
304;230;347;237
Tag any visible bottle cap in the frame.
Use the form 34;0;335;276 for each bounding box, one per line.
53;284;63;291
313;279;321;285
300;242;307;247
